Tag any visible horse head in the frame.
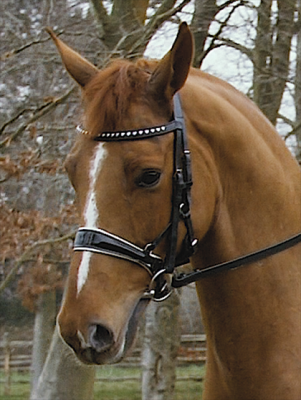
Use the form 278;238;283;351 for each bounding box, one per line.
49;24;204;365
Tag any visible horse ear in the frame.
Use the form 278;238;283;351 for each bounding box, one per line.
148;22;193;100
46;28;98;87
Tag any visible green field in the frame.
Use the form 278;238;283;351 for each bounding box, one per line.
0;365;205;400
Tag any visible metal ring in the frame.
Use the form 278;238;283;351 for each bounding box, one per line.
152;287;173;302
148;269;167;291
147;269;173;302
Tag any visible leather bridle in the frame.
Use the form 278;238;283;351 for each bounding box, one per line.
74;93;301;301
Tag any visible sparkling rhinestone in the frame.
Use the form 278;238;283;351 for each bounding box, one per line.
156;127;160;132
139;130;143;135
161;126;166;131
150;128;155;133
127;132;131;136
145;129;149;134
133;131;137;136
121;132;125;137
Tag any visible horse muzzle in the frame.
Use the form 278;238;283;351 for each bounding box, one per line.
79;325;126;365
58;297;149;365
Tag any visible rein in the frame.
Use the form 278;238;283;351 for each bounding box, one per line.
74;93;301;301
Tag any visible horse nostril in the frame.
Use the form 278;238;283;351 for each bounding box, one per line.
88;324;114;352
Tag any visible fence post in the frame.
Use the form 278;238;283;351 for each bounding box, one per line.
3;332;11;396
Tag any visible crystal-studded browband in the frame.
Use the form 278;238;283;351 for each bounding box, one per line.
76;120;182;141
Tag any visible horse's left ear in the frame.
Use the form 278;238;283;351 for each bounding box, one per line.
46;28;99;87
148;22;193;100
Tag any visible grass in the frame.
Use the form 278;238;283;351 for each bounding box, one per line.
0;371;30;400
0;364;205;400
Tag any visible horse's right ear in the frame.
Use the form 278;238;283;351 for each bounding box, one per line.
46;28;98;87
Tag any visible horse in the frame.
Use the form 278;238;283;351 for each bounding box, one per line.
47;23;301;399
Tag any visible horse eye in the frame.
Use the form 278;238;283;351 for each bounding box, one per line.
136;170;161;188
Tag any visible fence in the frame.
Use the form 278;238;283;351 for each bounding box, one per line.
0;333;206;371
0;333;206;394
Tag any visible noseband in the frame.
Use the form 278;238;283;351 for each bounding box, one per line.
74;93;301;301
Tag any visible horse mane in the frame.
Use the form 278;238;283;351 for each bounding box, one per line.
83;59;156;137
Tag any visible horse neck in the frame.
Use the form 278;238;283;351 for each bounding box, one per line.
183;74;301;263
184;78;301;369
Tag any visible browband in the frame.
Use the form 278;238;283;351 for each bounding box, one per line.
76;121;182;141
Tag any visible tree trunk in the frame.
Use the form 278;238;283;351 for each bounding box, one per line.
30;326;95;400
191;0;217;68
30;290;56;394
295;0;301;162
141;291;181;400
253;0;296;125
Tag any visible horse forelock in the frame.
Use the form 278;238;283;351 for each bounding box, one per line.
82;59;154;138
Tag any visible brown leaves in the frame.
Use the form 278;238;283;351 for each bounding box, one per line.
18;258;63;312
0;151;63;182
1;203;77;261
0;203;77;310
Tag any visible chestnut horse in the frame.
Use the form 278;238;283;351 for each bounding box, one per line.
48;24;301;399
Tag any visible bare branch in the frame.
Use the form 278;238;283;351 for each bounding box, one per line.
0;85;77;148
199;0;246;65
211;36;253;61
218;0;249;13
0;108;35;136
0;36;54;61
278;112;294;128
125;0;191;58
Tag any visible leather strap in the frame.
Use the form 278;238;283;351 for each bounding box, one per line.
172;232;301;287
74;227;163;275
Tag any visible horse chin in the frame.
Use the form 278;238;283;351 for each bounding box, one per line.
77;339;126;365
77;297;150;365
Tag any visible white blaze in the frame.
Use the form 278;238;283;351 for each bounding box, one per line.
77;143;107;294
